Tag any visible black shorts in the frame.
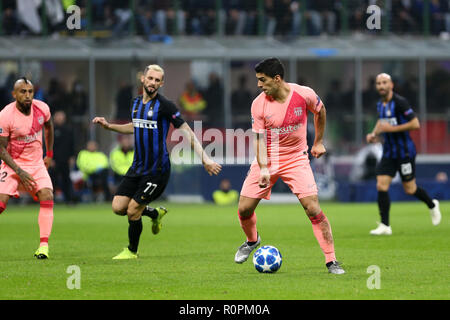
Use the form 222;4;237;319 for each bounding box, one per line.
376;157;416;182
115;170;170;205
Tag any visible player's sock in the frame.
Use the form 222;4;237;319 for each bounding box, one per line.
141;206;158;219
0;201;6;214
377;191;390;226
38;200;54;247
238;211;258;243
128;218;143;253
413;187;435;209
309;211;336;264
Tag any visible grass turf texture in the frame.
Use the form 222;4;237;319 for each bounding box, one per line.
0;201;448;300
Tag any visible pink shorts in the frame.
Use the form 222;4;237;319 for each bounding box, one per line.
240;153;318;200
0;163;53;200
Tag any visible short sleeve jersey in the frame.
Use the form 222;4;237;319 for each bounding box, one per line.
127;93;185;177
0;99;51;166
251;83;323;160
377;93;417;159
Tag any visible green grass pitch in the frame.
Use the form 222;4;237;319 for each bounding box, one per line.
0;201;448;300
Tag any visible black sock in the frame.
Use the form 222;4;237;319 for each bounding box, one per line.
141;207;158;219
413;187;435;209
128;218;143;253
378;191;391;226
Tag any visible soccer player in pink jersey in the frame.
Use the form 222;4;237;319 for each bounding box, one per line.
0;78;54;259
235;58;345;274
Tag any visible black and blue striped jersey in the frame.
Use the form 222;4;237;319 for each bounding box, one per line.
376;93;417;159
126;94;185;177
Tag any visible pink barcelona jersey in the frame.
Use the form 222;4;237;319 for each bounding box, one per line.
251;83;323;160
0;99;51;166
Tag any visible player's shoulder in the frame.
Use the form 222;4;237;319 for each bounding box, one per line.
0;101;16;115
32;99;50;112
292;83;316;95
392;93;410;106
157;93;175;106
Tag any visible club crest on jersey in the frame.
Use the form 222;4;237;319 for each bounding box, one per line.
294;107;302;117
386;109;391;117
148;109;154;117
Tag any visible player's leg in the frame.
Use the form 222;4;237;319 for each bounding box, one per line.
113;173;169;259
402;178;441;226
371;157;396;234
35;188;54;259
112;198;145;260
235;195;261;263
0;194;11;215
0;165;19;214
139;172;170;235
370;174;393;235
235;161;274;264
112;195;132;216
299;195;344;274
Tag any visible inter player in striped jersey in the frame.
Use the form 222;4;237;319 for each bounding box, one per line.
93;65;221;259
366;73;441;235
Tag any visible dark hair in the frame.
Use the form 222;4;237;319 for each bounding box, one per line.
254;57;285;79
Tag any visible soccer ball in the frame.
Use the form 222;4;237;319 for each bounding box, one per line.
253;245;282;273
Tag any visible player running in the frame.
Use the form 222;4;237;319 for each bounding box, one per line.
366;73;441;235
0;78;55;259
93;64;222;260
234;58;345;274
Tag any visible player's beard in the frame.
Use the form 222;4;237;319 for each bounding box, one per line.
17;100;32;113
144;86;157;97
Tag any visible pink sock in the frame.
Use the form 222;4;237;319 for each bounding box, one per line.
39;200;54;247
309;211;336;263
238;211;258;242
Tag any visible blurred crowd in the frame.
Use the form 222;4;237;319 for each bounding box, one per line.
1;0;450;38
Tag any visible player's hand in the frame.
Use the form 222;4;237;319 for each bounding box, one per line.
311;143;326;158
43;156;52;169
92;117;110;130
202;157;222;176
258;167;270;188
366;133;377;143
16;168;37;191
374;120;393;134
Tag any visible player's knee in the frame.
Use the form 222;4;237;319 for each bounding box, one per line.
403;185;416;195
126;203;143;220
111;203;127;216
37;189;54;202
376;182;389;192
237;206;253;219
304;203;321;217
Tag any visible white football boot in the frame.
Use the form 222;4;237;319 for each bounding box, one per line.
234;235;261;264
370;222;392;235
430;199;442;226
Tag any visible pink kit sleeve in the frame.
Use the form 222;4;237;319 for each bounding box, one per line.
35;100;51;122
251;98;265;134
0;109;11;137
302;86;323;114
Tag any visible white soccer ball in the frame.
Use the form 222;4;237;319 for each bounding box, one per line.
253;245;282;273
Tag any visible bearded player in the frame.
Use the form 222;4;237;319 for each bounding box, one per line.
0;78;55;259
234;58;345;274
